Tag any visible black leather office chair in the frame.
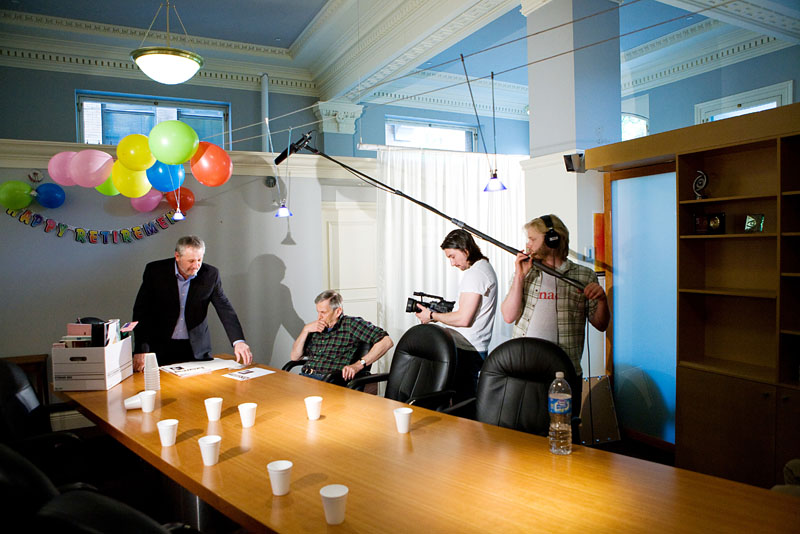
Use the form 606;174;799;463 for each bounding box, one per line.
448;337;578;437
0;442;60;529
348;324;458;410
0;442;199;534
0;359;86;486
282;340;373;388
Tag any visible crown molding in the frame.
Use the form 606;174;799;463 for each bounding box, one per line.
0;29;317;95
363;70;529;120
0;9;291;60
291;0;519;102
655;0;800;43
621;22;793;97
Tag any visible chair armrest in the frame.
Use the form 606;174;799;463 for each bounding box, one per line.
407;389;456;411
281;359;306;372
347;373;390;389
441;397;476;418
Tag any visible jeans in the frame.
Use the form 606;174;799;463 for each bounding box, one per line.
453;348;487;403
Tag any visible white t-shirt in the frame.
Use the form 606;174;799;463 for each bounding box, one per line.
525;271;557;342
449;258;497;352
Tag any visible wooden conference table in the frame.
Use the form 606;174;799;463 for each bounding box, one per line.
65;361;799;534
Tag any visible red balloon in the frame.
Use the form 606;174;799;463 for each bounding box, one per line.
190;142;232;187
165;187;195;212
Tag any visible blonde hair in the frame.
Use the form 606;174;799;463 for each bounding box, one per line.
525;214;569;260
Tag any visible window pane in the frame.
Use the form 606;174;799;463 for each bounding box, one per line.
385;120;474;151
101;106;155;146
178;110;226;146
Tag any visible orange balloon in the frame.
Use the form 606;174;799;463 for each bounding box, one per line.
165;186;195;212
190;142;232;187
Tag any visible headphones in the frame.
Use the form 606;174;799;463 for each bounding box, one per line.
540;215;560;249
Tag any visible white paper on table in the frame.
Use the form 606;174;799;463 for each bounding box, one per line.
222;368;275;381
160;358;243;378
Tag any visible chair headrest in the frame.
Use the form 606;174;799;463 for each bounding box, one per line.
483;337;577;383
395;324;457;363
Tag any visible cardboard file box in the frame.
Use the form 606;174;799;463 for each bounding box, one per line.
52;337;133;391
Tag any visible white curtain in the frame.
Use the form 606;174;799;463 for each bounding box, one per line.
374;149;527;375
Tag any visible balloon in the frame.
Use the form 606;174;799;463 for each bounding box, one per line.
35;183;66;209
47;151;77;186
111;160;151;198
117;134;156;171
165;187;195;212
0;180;33;210
95;176;120;196
70;149;114;188
190;142;233;187
146;160;185;193
130;188;163;213
148;121;199;165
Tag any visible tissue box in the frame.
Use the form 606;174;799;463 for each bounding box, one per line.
52;337;132;391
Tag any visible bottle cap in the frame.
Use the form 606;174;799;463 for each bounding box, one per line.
555;371;564;378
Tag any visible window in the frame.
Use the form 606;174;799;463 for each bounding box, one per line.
76;92;231;148
694;81;793;124
385;118;476;151
621;113;649;141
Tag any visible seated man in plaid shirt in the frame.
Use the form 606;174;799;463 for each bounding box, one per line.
290;290;393;382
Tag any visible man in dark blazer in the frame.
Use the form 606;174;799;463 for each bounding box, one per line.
132;235;253;371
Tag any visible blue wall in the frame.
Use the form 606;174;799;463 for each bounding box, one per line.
638;46;800;135
611;173;677;443
0;66;317;153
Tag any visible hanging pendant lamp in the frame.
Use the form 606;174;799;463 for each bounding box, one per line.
131;1;204;85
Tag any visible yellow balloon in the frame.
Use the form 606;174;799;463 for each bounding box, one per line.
111;160;152;198
117;134;156;171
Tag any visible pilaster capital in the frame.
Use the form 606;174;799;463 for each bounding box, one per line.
312;100;364;134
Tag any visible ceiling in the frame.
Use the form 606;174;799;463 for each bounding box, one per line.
0;0;797;121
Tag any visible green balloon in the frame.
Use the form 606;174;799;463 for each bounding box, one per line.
148;120;199;165
0;180;34;210
95;175;120;196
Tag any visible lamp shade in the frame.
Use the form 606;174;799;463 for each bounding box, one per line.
131;47;204;85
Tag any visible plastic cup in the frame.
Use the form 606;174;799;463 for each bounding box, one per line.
393;407;413;434
123;393;142;410
157;419;178;447
205;397;223;421
238;402;257;428
304;396;322;421
140;390;157;413
267;460;293;496
198;435;222;466
320;484;349;525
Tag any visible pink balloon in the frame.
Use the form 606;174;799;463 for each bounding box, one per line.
130;188;163;212
48;151;77;186
70;149;114;188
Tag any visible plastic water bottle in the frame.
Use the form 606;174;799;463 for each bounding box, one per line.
548;371;572;455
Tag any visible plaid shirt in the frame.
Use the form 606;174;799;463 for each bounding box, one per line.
511;260;599;375
302;315;388;375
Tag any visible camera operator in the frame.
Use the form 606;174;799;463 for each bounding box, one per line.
415;229;497;401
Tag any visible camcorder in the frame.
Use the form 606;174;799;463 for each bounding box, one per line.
405;291;455;314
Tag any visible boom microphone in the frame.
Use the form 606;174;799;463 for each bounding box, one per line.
274;131;313;166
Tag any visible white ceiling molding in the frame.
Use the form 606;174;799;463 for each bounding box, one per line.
291;0;520;102
519;0;555;17
361;70;529;120
656;0;800;43
621;19;793;97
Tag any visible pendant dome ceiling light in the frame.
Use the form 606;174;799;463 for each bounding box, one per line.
131;0;204;85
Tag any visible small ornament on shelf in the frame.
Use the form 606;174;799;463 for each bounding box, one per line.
744;214;765;233
694;212;725;234
692;170;708;200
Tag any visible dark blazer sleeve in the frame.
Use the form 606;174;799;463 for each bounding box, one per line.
209;272;246;345
132;259;179;354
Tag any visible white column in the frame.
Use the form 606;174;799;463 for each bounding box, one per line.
521;0;619;257
261;73;270;153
